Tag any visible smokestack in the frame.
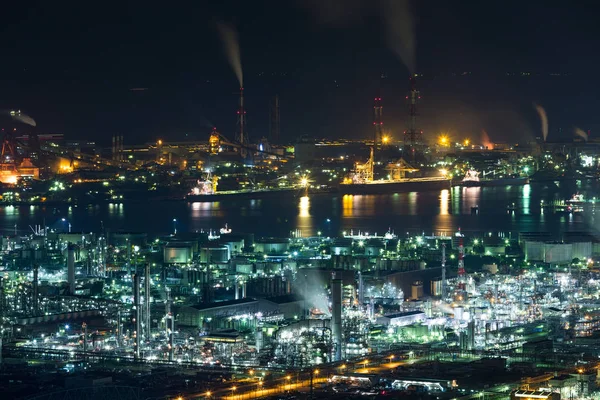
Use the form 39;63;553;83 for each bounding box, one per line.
373;97;383;148
33;264;39;315
237;88;246;146
404;78;421;147
441;243;446;300
112;135;116;161
165;287;174;362
269;95;280;143
120;135;124;161
67;244;75;295
82;322;88;354
145;263;151;341
358;271;364;306
458;229;465;277
133;273;141;361
117;309;122;348
331;272;343;361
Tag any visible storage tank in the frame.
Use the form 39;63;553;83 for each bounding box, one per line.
254;238;289;254
430;279;442;297
221;237;245;255
163;246;193;264
364;239;384;257
330;238;352;256
571;241;592;260
200;246;230;263
544;242;572;264
524;241;544;261
411;281;424;300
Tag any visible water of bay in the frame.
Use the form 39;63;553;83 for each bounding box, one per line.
1;180;600;238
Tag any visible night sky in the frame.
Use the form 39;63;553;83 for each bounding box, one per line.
0;1;599;145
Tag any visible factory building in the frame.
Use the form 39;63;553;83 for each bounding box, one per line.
176;294;305;329
510;390;560;400
376;310;426;327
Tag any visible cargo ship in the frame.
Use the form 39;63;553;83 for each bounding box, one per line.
457;170;529;187
339;148;450;194
185;175;304;202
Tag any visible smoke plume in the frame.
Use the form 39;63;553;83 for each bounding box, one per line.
534;103;548;142
300;0;417;74
481;129;493;150
217;22;243;87
5;110;37;127
574;127;588;142
382;0;416;74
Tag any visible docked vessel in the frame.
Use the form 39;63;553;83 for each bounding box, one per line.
458;170;529;187
339;148;450;194
186;174;302;202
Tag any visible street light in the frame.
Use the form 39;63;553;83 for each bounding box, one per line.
172;218;177;235
205;391;211;399
231;386;236;399
61;218;72;233
286;375;291;391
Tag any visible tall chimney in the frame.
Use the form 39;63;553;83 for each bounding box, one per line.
144;263;151;340
33;264;39;315
133;273;141;361
331;272;343;361
67;244;75;295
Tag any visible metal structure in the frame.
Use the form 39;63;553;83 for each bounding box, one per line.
112;134;124;161
457;229;466;277
144;263;151;340
404;77;422;146
373;97;383;148
331;272;343;361
353;147;374;183
132;273;141;361
237;87;247;148
441;243;446;299
67;244;75;295
33;264;39;315
385;158;418;180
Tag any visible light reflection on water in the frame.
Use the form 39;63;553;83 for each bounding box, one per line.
0;181;597;237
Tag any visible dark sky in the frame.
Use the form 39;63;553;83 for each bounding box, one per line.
0;0;599;145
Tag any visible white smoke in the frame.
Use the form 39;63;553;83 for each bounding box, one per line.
5;110;37;127
382;0;416;74
534;103;548;142
300;0;417;74
217;22;243;87
574;127;588;142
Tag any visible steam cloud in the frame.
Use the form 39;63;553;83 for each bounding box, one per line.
382;0;416;74
4;110;37;127
481;129;493;150
574;127;588;142
217;22;243;87
534;103;548;142
301;0;416;74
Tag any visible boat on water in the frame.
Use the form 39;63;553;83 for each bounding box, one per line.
339;148;450;194
567;194;584;205
340;177;450;194
458;170;529;187
186;173;312;202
